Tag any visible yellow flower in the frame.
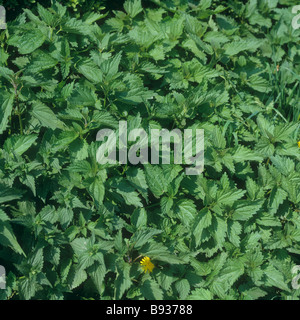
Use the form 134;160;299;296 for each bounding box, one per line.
298;141;300;148
140;256;154;273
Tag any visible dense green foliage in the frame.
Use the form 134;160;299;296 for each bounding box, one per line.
0;0;300;300
0;0;107;19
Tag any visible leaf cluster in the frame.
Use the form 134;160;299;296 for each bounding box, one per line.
0;0;300;300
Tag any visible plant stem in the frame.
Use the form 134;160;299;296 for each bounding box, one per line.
12;80;23;135
144;202;160;209
133;254;142;263
16;96;23;135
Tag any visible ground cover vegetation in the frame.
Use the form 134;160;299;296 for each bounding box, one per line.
0;0;300;300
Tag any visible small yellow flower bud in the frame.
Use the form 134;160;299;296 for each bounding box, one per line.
140;256;154;273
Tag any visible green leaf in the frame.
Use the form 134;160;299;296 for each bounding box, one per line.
211;259;244;296
62;18;92;36
264;265;290;292
0;222;25;256
115;180;143;207
31;102;64;129
242;287;267;300
0;184;24;204
70;237;89;256
88;177;105;207
25;51;58;73
92;111;119;129
124;0;143;18
18;277;36;300
68;85;96;107
175;279;190;299
175;199;197;226
8;29;46;54
77;59;103;83
115;262;132;299
187;288;213;300
141;279;163;300
140;241;185;264
37;4;55;25
268;187;287;215
126;167;148;201
247;74;271;93
232;200;263;221
192;208;212;247
227;220;242;247
144;164;166;198
4;134;38;156
53;130;79;151
101;51;122;80
88;262;107;295
0;92;14;134
160;196;173;215
232;145;263;162
69;266;87;290
0;67;14;81
77;252;95;270
132;228;162;249
224;38;264;56
131;208;147;229
59;207;74;228
20;174;36;196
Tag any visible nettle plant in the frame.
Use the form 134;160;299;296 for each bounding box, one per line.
0;0;300;300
